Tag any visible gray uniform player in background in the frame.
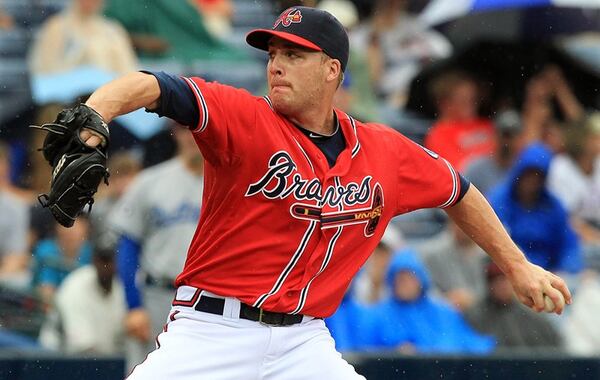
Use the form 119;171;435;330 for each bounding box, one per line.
0;142;30;289
109;126;204;368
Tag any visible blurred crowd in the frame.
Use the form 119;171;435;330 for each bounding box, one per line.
1;0;600;367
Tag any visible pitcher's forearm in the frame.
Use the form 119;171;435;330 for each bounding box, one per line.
444;185;528;275
446;183;572;314
85;72;161;123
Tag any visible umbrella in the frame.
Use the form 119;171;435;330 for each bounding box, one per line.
420;0;600;26
404;40;600;119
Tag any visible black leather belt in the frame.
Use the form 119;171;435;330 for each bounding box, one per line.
194;294;304;326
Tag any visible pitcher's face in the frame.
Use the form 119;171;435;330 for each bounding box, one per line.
266;38;330;117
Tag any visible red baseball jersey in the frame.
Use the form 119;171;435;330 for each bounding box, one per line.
176;77;463;318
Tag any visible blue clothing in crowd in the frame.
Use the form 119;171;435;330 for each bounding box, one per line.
488;143;582;273
0;328;42;350
32;239;92;289
371;250;495;354
325;294;376;352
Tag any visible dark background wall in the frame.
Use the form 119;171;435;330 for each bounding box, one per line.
2;355;600;380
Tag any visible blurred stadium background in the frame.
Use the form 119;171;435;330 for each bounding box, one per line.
1;0;600;379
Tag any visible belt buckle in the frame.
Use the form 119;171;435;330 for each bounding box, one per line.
258;308;285;326
258;308;268;326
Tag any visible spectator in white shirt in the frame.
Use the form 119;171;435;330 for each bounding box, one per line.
548;112;600;266
40;244;126;355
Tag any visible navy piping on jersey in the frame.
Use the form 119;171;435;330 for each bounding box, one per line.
439;159;459;208
253;220;318;308
184;77;210;133
348;116;361;158
263;96;274;110
291;176;345;315
291;225;342;314
291;137;316;173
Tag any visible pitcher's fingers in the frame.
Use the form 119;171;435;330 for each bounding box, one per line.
530;286;545;312
79;129;92;140
545;287;565;314
85;135;102;147
79;129;104;147
518;294;534;309
551;276;572;304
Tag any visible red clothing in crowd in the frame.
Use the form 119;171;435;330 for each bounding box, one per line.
425;119;496;171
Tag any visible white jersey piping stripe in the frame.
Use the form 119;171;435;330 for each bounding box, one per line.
290;176;344;314
438;159;459;208
438;159;458;208
348;116;361;157
291;225;343;314
183;77;209;133
253;220;318;308
263;96;274;110
291;136;315;173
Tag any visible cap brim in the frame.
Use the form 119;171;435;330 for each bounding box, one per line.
246;29;322;52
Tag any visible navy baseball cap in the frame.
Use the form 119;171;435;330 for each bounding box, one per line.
246;6;349;72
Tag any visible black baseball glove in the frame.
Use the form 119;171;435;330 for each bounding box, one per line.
32;104;110;227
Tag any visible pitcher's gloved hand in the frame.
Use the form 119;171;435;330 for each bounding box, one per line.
32;104;110;227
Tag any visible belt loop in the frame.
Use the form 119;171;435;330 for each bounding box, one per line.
197;289;205;307
258;308;264;324
223;297;240;321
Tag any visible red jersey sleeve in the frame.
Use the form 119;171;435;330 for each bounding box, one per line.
183;76;258;165
394;132;462;214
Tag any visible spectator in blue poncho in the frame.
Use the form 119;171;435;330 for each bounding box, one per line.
488;142;582;274
326;226;403;353
325;288;376;353
371;250;495;354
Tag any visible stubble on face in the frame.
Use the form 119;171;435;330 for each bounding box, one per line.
267;42;328;117
270;73;325;117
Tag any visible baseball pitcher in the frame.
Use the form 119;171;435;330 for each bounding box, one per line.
37;7;571;380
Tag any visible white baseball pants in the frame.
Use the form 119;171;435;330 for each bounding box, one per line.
126;287;365;380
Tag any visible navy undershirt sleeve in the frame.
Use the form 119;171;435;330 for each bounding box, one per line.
117;235;143;310
141;70;199;128
456;174;471;204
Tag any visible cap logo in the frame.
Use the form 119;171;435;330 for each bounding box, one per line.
273;8;302;28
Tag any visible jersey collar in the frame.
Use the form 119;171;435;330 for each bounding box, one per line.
294;112;340;140
263;97;358;151
263;98;362;175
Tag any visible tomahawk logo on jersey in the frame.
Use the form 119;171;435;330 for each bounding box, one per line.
177;76;462;318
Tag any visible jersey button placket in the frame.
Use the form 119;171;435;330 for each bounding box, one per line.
320;195;336;232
